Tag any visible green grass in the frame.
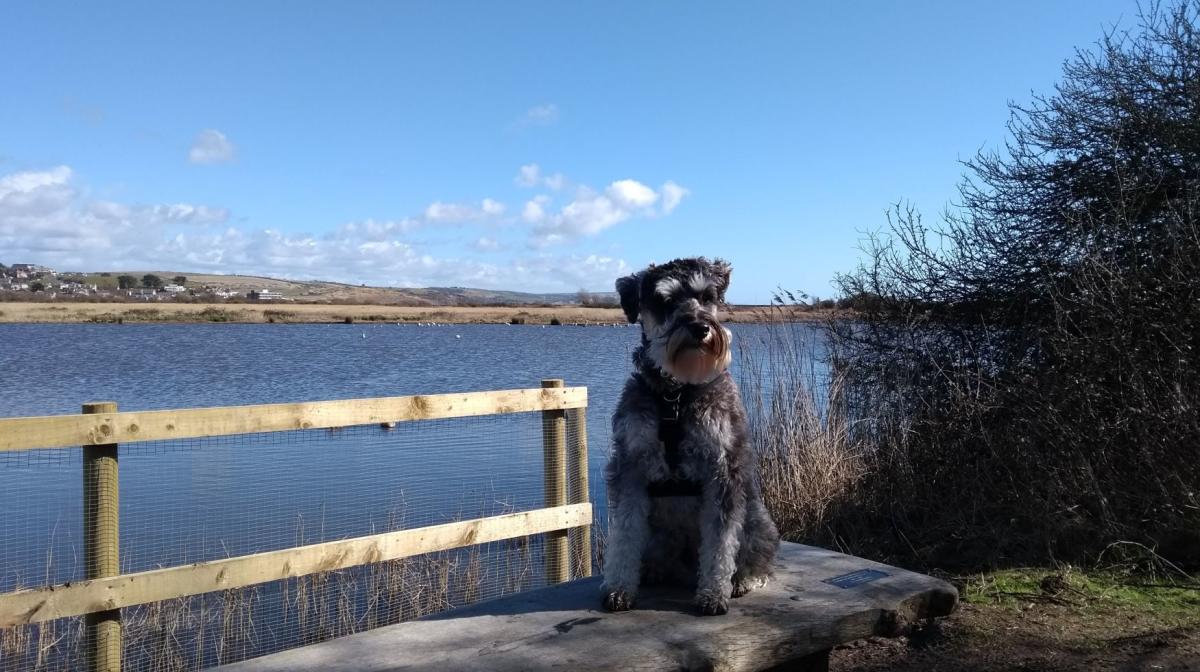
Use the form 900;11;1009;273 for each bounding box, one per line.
81;274;120;290
831;568;1200;670
962;567;1200;624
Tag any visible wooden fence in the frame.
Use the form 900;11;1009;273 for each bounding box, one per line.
0;380;591;672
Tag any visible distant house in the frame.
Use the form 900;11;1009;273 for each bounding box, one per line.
248;289;285;301
10;264;53;274
162;284;187;293
58;283;80;295
58;281;97;294
127;288;159;300
200;287;239;299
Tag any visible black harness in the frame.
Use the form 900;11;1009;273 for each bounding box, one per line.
646;384;704;498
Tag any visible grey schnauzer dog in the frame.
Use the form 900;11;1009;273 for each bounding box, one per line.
602;257;779;616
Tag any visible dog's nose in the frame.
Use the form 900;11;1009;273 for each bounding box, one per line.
689;323;711;340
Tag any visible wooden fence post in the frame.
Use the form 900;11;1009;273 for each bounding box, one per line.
568;406;592;578
83;401;120;672
541;380;569;584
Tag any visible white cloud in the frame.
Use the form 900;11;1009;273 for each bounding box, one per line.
188;129;236;164
521;104;559;127
333;218;420;241
529;177;689;247
515;163;567;191
543;173;565;191
515;164;541;188
0;165;661;293
0;166;231;270
521;195;551;223
0;166;74;217
167;231;626;292
423;199;505;223
556;192;626;235
424;201;473;222
0;165;72;198
507;254;630;292
481;198;505;216
606;179;658;209
83;200;229;226
661;180;689;214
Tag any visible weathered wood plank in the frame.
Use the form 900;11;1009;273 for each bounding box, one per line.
0;387;588;452
218;543;958;672
0;504;591;627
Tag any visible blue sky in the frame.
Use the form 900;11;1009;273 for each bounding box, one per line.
1;1;1139;303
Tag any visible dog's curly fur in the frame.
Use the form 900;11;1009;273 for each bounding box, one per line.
602;257;779;616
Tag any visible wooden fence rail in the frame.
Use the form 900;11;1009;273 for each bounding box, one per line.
0;504;592;628
0;386;587;452
0;381;591;672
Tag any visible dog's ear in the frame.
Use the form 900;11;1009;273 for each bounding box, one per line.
615;272;642;323
711;258;732;302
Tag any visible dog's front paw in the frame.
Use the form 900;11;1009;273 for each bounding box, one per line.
694;591;728;616
603;589;635;612
731;574;769;598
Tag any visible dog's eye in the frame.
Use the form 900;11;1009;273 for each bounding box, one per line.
701;290;717;304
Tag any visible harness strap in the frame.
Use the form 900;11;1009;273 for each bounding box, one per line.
648;388;703;498
658;390;683;468
647;479;703;497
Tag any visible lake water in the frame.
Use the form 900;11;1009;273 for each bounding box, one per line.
0;322;823;669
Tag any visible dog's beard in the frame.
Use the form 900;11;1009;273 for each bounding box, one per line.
662;323;732;384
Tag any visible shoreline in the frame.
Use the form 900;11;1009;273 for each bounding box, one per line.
0;302;834;325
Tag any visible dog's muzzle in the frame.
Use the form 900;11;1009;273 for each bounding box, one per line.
664;316;732;384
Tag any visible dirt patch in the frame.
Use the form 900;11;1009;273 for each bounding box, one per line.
833;570;1200;671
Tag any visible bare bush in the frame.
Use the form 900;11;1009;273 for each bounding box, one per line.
827;2;1200;569
577;289;618;308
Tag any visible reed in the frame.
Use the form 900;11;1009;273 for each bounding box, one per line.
0;521;545;671
735;314;870;548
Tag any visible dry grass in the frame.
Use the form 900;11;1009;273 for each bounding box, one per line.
0;302;627;325
0;301;828;325
736;317;869;544
0;525;552;672
753;373;867;542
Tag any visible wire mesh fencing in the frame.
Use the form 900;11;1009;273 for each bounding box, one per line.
0;400;591;672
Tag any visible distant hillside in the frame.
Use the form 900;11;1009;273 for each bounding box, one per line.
80;271;618;306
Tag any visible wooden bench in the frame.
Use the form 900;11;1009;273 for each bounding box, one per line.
217;542;957;672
